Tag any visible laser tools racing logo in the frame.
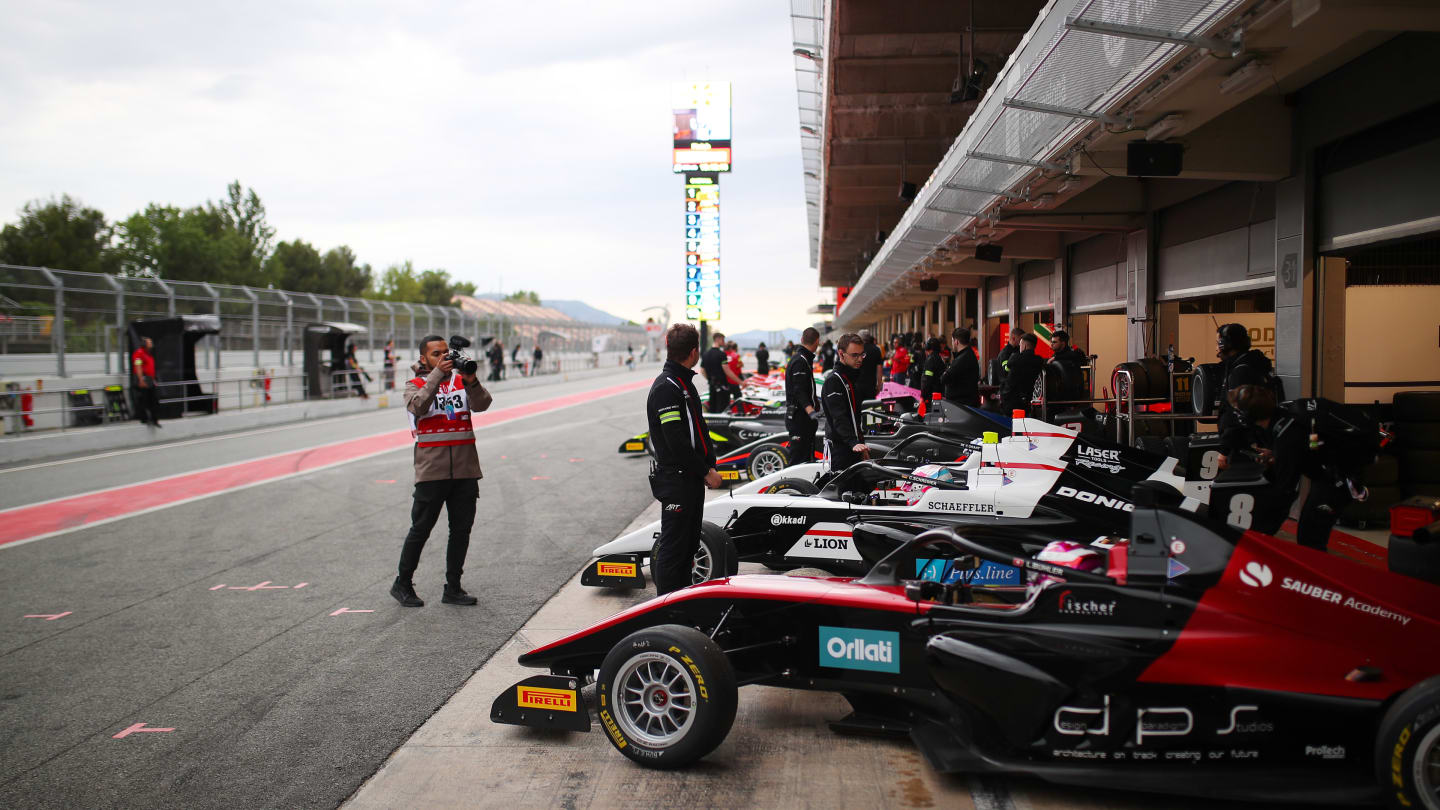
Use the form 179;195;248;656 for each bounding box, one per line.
817;626;899;673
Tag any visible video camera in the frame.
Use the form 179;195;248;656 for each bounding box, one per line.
446;335;479;376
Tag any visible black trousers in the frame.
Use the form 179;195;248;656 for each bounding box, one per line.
1296;475;1352;551
651;474;704;595
786;416;816;466
133;384;159;424
828;440;863;473
398;478;478;585
707;384;730;414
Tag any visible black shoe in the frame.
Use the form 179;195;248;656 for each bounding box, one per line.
441;584;478;606
390;579;424;607
150;421;162;428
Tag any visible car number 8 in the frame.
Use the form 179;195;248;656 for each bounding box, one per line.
1227;493;1255;529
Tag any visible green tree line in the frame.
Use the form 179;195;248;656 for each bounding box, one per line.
0;183;477;306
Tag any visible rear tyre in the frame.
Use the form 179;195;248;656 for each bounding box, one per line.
1395;392;1440;423
1400;423;1440;452
761;477;819;496
1402;452;1440;486
747;444;789;482
596;625;738;769
1374;675;1440;810
650;521;738;587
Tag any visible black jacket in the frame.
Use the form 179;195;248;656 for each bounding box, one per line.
700;346;728;389
1219;349;1278;456
858;343;882;401
755;348;770;374
785;346;817;423
919;351;947;402
821;364;863;452
996;344;1018;379
941;346;979;406
646;361;717;478
999;349;1045;410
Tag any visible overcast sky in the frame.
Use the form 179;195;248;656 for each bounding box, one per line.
0;0;819;334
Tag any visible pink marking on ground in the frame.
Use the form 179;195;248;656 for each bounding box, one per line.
0;377;649;550
374;479;397;484
294;582;309;589
23;611;72;621
113;722;175;739
329;608;374;616
531;476;551;480
229;581;288;591
209;584;226;591
568;458;584;463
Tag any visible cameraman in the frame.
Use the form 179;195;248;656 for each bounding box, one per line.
391;335;493;608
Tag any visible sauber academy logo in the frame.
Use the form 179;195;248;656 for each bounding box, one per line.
1237;558;1412;625
1238;561;1272;588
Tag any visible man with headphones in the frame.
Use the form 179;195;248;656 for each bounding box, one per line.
1216;323;1283;468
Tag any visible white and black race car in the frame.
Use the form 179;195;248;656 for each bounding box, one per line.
582;420;1200;590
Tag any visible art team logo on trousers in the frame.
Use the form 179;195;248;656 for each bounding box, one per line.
818;626;899;674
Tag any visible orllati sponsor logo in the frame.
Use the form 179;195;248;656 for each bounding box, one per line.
818;626;900;674
517;686;576;711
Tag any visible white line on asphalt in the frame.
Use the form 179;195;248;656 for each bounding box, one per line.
0;383;646;551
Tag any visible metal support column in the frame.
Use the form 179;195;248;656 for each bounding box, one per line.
102;274;125;376
401;303;416;350
275;290;293;368
199;282;221;372
240;287;260;368
37;267;65;377
359;299;375;362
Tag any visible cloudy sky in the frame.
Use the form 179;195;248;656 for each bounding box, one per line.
0;0;820;334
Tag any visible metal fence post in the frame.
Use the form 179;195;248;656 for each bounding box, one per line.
240;286;260;369
359;299;374;362
153;277;175;318
401;303;416;349
276;290;292;367
443;307;451;339
336;296;349;328
200;282;221;372
102;274;125;376
427;305;435;337
35;267;66;377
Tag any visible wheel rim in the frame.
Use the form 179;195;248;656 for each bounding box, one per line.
751;449;785;479
614;652;697;748
1414;723;1440;809
690;541;714;583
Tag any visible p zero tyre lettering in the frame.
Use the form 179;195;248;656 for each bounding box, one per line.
1373;674;1440;810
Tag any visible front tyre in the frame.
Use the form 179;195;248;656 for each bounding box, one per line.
747;443;789;481
760;477;819;496
650;521;738;587
596;625;738;769
1375;675;1440;809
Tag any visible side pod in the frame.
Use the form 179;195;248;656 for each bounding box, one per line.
490;674;591;733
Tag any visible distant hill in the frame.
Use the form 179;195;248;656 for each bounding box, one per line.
729;328;803;349
474;293;629;325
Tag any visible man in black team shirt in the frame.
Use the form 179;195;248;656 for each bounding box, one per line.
941;327;980;407
647;324;723;594
701;331;741;413
997;333;1045;414
785;328;821;466
857;330;883;403
822;332;869;472
919;336;946;403
755;342;770;375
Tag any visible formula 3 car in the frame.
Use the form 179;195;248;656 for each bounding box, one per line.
582;426;1194;590
492;491;1440;808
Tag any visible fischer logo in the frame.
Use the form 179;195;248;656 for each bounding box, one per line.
1055;486;1134;512
926;500;996;514
770;514;807;526
818;626;899;673
1305;744;1346;760
1057;589;1117;617
1238;561;1272;588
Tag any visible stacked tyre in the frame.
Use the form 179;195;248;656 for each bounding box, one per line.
1396;392;1440;499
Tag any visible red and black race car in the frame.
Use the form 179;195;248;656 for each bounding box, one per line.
492;489;1440;808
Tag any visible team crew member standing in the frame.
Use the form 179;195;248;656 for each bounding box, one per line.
1215;323;1280;467
889;337;910;384
647;324;722;595
785;328;821;466
391;335;494;608
701;332;741;413
755;342;770;375
857;330;883;403
131;336;161;428
997;333;1045;414
919;337;946;403
940;327;979;407
823;333;869;472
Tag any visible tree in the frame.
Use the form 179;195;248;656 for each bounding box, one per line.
321;246;372;298
264;240;325;292
451;279;478;298
0;195;119;273
370;261;423;302
504;289;541;306
112;182;273;286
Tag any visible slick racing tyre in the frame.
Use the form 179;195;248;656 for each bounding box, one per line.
596;625;738;769
760;477;819;496
651;521;738;586
747;443;789;482
1374;675;1440;809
